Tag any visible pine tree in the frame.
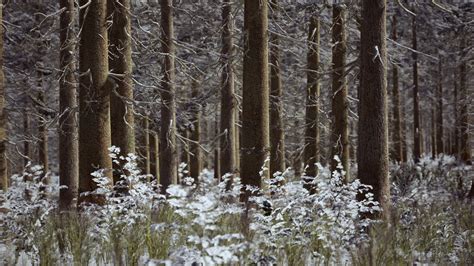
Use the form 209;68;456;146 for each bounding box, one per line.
0;2;6;191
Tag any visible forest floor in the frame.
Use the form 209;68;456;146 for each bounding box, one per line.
0;154;473;265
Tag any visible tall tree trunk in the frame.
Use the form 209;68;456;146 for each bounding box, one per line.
0;2;6;191
179;127;189;180
436;58;444;154
358;0;390;219
234;111;240;172
453;78;459;156
412;15;422;163
214;118;221;181
78;0;112;204
391;15;403;162
401;85;408;162
241;0;269;202
459;36;471;164
330;5;350;182
189;82;202;183
23;105;32;166
37;72;49;176
303;15;320;192
149;130;159;182
220;0;236;189
431;107;436;158
159;0;178;191
108;0;136;177
269;0;285;177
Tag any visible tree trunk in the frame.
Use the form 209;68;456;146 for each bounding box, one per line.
23;106;32;166
412;15;422;163
59;0;79;209
0;2;6;191
189;82;202;183
220;0;236;189
358;0;390;219
436;58;444;155
269;0;285;177
137;116;150;176
149;130;159;182
459;36;471;164
159;0;178;192
179;127;189;181
108;0;136;177
431;107;436;158
37;72;49;176
241;0;269;202
303;15;320;192
330;5;350;182
391;15;403;162
78;0;112;204
453;78;459;156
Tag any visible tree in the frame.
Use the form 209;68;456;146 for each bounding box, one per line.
108;0;136;173
189;81;202;183
412;14;422;163
269;0;285;177
241;0;269;202
436;58;443;155
459;35;471;164
390;15;403;162
159;0;178;192
358;0;389;218
137;116;150;176
220;0;236;190
149;129;159;181
303;14;320;192
330;4;350;182
0;2;6;191
59;0;78;208
78;0;112;203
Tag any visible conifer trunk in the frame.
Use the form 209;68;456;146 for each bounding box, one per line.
78;0;112;203
391;15;403;162
159;0;178;191
149;130;159;181
459;36;471;164
358;0;390;218
269;0;285;177
189;82;202;183
330;5;350;182
59;0;78;208
303;15;320;191
436;59;444;154
220;0;236;188
412;15;422;163
138;116;150;176
241;0;269;202
108;0;135;165
0;2;6;191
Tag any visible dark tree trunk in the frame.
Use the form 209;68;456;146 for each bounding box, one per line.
59;0;79;209
149;130;159;181
358;0;390;219
453;79;459;156
220;0;236;189
330;5;350;182
0;3;6;191
269;0;285;177
159;0;178;192
241;0;269;202
436;59;444;155
137;116;150;176
412;15;422;163
189;82;202;183
78;0;112;204
303;15;320;192
459;36;471;164
391;15;403;162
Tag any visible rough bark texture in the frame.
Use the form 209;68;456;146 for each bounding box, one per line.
412;15;422;163
269;0;285;177
78;0;112;204
459;36;471;164
108;0;136;168
220;0;236;189
391;15;403;162
159;0;178;192
303;15;320;192
0;2;6;191
330;5;350;182
431;107;437;158
241;0;269;202
358;0;390;219
137;116;150;176
436;59;444;155
453;79;459;156
189;82;202;183
59;0;78;209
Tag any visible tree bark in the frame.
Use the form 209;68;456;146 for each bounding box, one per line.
303;15;320;192
453;78;459;156
269;0;285;177
358;0;390;219
241;0;269;202
149;130;159;182
108;0;136;173
189;82;202;183
459;35;471;164
37;72;49;177
78;0;112;204
0;2;6;191
159;0;178;192
412;15;422;163
431;107;437;158
137;116;150;176
330;5;350;182
59;0;79;209
436;58;444;155
391;15;403;162
220;0;236;189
